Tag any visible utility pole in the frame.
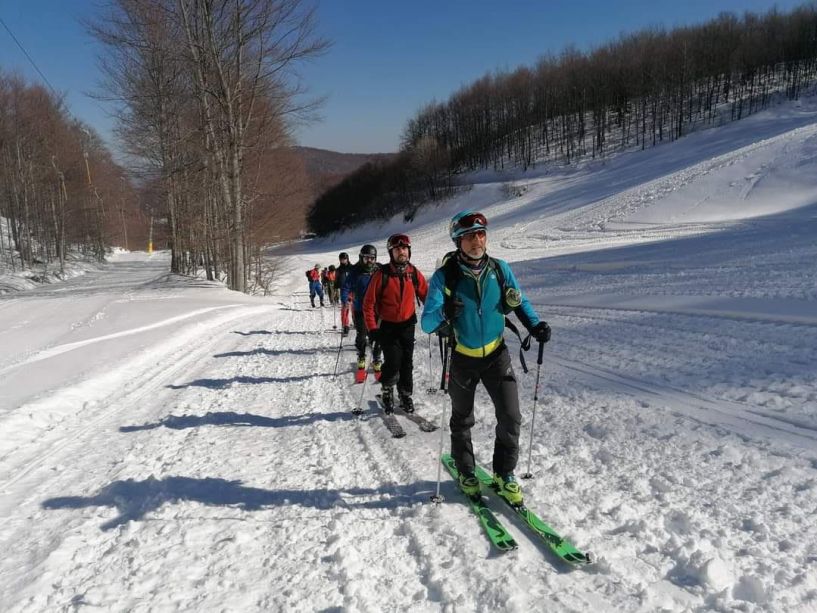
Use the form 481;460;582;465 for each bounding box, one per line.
148;215;154;255
120;200;129;251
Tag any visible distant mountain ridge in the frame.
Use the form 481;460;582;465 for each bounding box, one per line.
293;146;394;182
252;146;395;242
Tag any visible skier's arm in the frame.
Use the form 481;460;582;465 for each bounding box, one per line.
341;268;354;303
362;271;380;331
502;261;540;330
416;269;429;304
420;269;446;334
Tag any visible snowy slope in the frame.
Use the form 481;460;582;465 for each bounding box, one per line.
2;99;817;612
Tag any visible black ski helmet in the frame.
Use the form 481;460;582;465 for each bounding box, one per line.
359;244;377;258
339;252;349;261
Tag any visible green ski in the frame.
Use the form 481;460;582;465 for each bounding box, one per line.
474;464;593;565
441;454;518;552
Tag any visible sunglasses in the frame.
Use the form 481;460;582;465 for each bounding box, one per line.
387;234;411;249
461;229;486;240
457;212;487;230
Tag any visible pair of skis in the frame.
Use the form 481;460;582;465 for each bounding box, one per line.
441;454;593;565
354;362;382;384
375;394;438;437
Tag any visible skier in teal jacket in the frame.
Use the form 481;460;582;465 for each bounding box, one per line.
421;210;551;505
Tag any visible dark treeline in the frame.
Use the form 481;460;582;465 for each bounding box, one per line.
0;72;142;275
310;5;817;235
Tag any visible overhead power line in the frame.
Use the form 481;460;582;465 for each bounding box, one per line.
0;15;60;97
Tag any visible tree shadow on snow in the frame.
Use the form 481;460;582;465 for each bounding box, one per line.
213;347;328;358
120;410;356;432
232;329;325;336
167;373;336;389
42;476;442;530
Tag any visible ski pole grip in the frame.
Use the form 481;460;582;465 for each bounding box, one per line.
537;339;545;364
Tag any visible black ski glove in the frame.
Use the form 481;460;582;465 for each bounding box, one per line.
368;329;381;345
531;321;551;343
443;298;464;322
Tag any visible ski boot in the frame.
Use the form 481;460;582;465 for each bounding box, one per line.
356;356;366;370
372;360;382;381
342;325;350;336
310;298;316;308
493;473;523;506
381;385;395;415
399;393;415;414
458;471;480;498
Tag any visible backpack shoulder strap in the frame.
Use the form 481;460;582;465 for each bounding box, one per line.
441;251;461;304
486;256;505;293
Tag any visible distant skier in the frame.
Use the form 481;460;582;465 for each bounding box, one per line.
336;252;353;335
362;234;428;414
305;264;325;308
421;210;551;505
341;245;382;375
325;265;339;305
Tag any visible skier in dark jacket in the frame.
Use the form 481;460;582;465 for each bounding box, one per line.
362;234;428;414
335;252;353;335
421;210;551;505
341;245;382;371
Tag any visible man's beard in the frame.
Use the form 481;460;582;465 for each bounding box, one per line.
461;245;485;260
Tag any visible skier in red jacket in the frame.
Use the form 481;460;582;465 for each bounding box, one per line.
362;233;428;414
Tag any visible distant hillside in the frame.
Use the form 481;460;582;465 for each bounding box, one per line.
252;147;395;242
295;146;394;177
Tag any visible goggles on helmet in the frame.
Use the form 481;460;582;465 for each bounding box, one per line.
387;234;411;250
450;211;488;240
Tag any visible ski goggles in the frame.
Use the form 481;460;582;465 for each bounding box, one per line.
456;212;487;231
387;234;411;250
450;212;488;239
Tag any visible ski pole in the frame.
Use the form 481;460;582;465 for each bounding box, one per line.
522;340;546;479
354;359;369;414
431;333;453;504
332;330;344;379
425;333;437;394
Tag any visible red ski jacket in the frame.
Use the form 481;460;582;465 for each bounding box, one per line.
362;263;428;329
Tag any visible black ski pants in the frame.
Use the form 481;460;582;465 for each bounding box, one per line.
448;343;521;476
353;310;381;361
379;318;416;396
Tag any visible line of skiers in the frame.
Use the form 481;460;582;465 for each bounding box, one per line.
304;264;344;308
306;210;553;504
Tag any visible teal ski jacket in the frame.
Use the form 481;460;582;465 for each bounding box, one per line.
421;256;539;358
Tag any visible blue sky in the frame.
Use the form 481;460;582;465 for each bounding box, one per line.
0;0;806;155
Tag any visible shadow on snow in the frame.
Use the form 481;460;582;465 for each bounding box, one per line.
167;373;336;389
120;410;356;432
42;476;443;531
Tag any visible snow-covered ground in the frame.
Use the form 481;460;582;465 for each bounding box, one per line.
2;98;817;612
